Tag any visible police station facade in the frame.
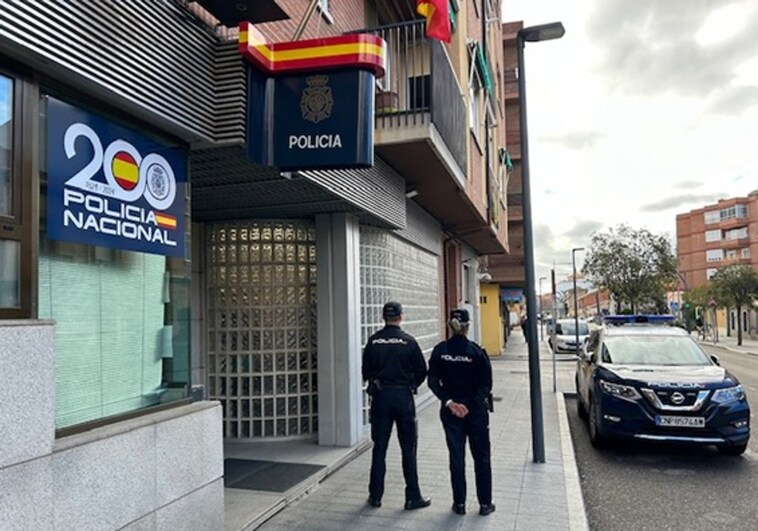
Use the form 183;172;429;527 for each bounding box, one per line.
0;1;508;528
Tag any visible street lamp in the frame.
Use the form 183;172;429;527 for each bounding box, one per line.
572;247;585;355
539;277;546;341
517;21;565;464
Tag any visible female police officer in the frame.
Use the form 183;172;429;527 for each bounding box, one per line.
428;308;495;516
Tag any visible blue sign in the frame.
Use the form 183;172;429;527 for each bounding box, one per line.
500;288;524;302
47;98;187;258
247;68;374;170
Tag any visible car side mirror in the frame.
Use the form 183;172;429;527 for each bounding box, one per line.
710;354;720;366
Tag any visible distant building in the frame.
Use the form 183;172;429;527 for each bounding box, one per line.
676;193;758;337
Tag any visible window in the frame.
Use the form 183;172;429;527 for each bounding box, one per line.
0;70;33;319
408;75;431;110
705;229;721;242
39;95;191;432
742;248;751;258
725;227;748;240
0;75;17;308
317;0;333;24
726;249;737;259
721;205;747;221
704;211;720;225
707;268;718;280
706;249;723;262
0;75;11;218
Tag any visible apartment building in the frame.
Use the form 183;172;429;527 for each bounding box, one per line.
478;20;524;354
0;1;510;527
677;193;758;337
676;195;756;289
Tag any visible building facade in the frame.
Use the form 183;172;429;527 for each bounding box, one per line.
478;20;524;354
0;0;510;527
677;193;758;338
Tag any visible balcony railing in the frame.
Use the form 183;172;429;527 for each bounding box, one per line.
353;21;467;173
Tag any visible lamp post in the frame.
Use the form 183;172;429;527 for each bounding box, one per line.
517;21;565;464
539;277;546;341
572;247;585;355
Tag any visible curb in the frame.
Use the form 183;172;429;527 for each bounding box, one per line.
556;393;589;531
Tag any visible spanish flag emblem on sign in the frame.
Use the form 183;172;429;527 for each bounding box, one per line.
417;0;451;42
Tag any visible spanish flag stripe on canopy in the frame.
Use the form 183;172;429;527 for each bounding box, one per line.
239;21;386;78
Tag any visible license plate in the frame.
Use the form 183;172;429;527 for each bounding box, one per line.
655;415;705;428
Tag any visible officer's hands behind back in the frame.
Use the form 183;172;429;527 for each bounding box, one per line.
448;402;469;419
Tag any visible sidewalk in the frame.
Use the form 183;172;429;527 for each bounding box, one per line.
695;328;758;356
224;334;587;530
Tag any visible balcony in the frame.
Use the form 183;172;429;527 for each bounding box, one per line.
367;21;466;178
351;21;507;251
720;236;750;249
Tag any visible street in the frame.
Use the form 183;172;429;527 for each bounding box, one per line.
567;345;758;531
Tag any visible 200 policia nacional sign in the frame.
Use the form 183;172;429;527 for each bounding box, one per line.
46;98;186;258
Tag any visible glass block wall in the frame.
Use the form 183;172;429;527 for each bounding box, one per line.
359;226;441;424
207;221;318;439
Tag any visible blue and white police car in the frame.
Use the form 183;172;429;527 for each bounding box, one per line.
575;315;750;455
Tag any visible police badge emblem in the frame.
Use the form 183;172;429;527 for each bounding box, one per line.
300;75;333;124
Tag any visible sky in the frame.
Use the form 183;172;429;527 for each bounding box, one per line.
502;0;758;287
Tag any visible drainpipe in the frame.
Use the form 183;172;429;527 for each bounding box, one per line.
481;0;492;226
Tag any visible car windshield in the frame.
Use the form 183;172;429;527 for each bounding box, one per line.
602;335;712;366
557;322;589;335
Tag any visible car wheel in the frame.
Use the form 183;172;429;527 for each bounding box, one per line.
575;378;588;421
588;397;605;448
718;442;748;456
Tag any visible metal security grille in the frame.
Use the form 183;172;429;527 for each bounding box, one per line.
359;227;441;424
207;221;318;439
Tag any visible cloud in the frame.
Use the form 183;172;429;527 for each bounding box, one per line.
540;131;606;150
640;193;725;212
586;0;758;108
534;220;604;275
673;180;705;189
566;220;605;241
706;86;758;115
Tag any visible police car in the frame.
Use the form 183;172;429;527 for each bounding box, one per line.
575;315;750;455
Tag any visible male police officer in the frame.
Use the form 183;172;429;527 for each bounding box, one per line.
428;308;495;516
362;301;431;510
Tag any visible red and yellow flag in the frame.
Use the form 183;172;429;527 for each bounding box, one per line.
417;0;451;42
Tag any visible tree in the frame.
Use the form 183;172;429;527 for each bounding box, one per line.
710;265;758;346
582;225;678;313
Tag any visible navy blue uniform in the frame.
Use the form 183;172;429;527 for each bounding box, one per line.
428;335;493;507
362;324;427;503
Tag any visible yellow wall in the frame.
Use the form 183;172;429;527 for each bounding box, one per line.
480;283;503;356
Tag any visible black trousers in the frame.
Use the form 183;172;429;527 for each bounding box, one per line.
440;402;492;505
368;388;421;502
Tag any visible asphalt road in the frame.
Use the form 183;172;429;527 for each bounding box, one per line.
566;345;758;531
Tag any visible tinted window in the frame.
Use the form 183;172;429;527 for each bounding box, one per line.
603;335;711;365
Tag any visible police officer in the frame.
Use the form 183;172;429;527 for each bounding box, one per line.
428;308;495;516
362;301;431;511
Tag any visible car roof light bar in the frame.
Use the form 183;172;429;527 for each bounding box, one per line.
603;315;676;325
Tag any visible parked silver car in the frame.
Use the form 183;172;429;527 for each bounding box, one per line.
549;319;590;352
